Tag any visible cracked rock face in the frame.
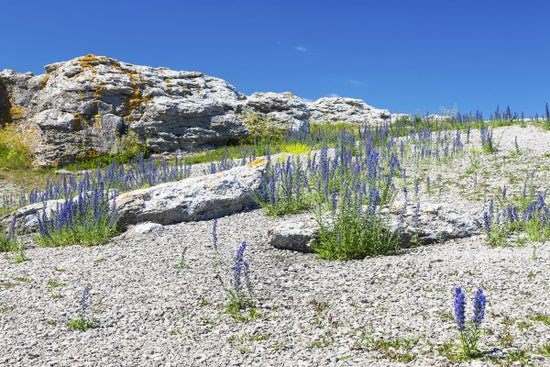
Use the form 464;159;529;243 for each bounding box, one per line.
241;92;311;131
0;55;249;167
0;55;393;168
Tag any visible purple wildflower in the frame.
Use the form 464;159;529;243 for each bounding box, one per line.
483;211;491;233
472;288;486;328
78;285;90;319
233;241;247;293
454;286;466;331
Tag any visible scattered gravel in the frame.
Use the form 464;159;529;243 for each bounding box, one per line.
1;124;549;366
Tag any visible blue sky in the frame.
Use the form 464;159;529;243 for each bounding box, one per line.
2;0;549;116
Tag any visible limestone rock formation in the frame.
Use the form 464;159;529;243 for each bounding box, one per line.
308;97;391;125
115;159;267;227
1;55;394;168
241;92;310;131
268;214;318;252
0;55;249;167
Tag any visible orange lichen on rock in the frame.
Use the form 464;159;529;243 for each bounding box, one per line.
78;54;100;71
248;158;267;167
94;83;106;99
40;74;50;88
9;106;24;119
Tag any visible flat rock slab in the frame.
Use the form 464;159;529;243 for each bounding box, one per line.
117;222;164;239
115;159;267;227
268;214;318;253
268;202;481;252
387;201;482;246
1;159;267;232
0;199;66;231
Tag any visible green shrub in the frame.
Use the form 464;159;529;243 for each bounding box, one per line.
313;193;400;260
0;125;31;169
0;231;17;252
66;317;97;331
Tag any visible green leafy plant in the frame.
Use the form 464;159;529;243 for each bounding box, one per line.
67;285;98;331
281;142;312;155
0;231;17;253
12;242;29;264
314;189;400;260
0;124;31;169
173;245;188;269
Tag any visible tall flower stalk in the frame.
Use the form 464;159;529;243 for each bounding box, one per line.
67;284;97;331
453;286;487;357
215;240;254;312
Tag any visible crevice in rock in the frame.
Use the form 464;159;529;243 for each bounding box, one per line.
0;78;12;126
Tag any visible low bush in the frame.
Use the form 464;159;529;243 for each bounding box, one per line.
313;187;400;260
0;125;31;169
35;189;118;247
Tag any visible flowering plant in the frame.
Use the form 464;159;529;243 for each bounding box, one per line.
454;286;487;357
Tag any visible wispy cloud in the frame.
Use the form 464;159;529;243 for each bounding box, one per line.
327;93;340;97
295;45;307;52
349;79;365;86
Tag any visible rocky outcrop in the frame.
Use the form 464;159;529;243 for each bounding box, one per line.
241;92;310;131
308;97;390;125
0;55;249;167
1;55;394;168
1;159;268;232
268;202;481;252
385;202;481;246
115;159;267;227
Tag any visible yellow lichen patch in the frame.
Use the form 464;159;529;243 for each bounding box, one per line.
40;74;50;88
248;158;267;167
109;59;123;71
94;115;102;130
72;113;82;131
94;83;106;99
124;71;151;114
9;106;24;120
78;54;100;71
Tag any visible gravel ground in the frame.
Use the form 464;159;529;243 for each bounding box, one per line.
1;124;550;366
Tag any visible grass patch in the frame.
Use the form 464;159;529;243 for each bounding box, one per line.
66;317;97;331
34;190;119;248
36;217;118;247
530;313;550;325
0;231;17;252
314;197;400;260
0;124;31;170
